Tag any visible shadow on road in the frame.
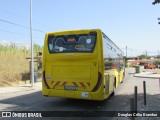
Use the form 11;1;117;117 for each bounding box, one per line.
0;90;159;111
0;90;160;120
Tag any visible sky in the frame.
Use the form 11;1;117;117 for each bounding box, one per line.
0;0;160;57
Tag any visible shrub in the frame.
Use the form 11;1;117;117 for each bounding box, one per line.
0;44;43;86
153;60;160;67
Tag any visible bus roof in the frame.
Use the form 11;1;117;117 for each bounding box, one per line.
46;29;101;34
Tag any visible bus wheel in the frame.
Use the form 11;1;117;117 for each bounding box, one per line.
110;86;117;96
111;79;117;96
113;86;117;95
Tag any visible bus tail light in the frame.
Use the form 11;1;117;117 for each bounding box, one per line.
42;71;50;89
92;72;102;92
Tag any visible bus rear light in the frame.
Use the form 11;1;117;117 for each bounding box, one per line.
42;71;50;89
92;72;102;92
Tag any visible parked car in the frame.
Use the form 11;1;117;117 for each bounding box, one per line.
144;63;155;69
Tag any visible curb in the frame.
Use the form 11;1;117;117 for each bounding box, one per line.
0;82;42;94
134;73;160;79
20;78;42;85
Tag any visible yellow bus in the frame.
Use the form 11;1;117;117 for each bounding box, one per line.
42;29;125;100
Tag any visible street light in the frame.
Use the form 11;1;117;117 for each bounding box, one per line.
30;0;34;87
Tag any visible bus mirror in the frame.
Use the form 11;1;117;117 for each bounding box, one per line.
38;52;42;56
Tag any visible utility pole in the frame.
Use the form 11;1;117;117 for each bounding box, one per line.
126;46;127;58
30;0;34;87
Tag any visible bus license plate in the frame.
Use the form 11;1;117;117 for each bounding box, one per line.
64;86;77;90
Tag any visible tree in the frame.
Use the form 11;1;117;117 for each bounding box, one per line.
152;0;160;5
157;55;160;59
153;60;160;67
138;54;146;59
34;44;43;52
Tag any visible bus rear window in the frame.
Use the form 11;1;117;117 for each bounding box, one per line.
48;33;96;53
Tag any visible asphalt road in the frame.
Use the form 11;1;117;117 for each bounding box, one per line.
0;68;159;120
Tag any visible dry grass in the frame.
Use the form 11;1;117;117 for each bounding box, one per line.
0;44;43;87
0;50;30;87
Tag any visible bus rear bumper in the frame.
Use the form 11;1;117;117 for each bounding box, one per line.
42;89;105;101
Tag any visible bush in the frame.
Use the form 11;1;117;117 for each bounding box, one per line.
139;62;145;66
153;60;160;67
0;44;43;86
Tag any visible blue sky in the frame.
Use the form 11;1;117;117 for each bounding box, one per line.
0;0;160;56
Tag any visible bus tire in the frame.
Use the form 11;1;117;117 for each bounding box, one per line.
110;86;117;96
113;86;117;95
111;79;117;96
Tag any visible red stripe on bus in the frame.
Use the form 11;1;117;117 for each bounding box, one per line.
80;82;85;88
62;82;67;86
87;82;90;87
51;81;54;84
72;82;78;87
55;81;60;86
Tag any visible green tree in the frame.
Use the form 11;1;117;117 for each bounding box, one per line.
157;55;160;59
152;0;160;5
123;56;128;67
34;44;43;52
138;54;146;59
153;60;160;67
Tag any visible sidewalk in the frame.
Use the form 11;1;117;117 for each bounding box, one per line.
134;71;160;78
113;68;160;120
0;82;42;94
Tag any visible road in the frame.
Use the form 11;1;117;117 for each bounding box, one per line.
0;68;159;120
